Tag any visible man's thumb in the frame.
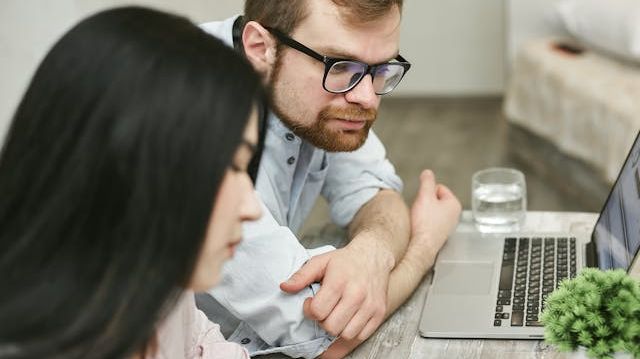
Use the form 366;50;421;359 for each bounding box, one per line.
279;255;329;293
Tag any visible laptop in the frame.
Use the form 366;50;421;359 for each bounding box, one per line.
419;131;640;339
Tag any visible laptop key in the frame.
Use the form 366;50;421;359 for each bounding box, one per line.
511;311;524;326
498;259;515;290
526;321;543;327
496;305;503;312
497;299;510;305
494;319;502;326
513;297;524;305
512;304;524;310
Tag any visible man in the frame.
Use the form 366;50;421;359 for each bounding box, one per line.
197;1;462;358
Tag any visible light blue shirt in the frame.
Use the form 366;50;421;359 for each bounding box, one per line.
198;16;403;358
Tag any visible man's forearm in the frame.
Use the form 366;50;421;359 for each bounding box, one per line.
347;189;410;264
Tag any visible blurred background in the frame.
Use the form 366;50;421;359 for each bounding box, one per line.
2;0;638;235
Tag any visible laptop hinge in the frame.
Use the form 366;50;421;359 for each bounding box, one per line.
585;241;598;268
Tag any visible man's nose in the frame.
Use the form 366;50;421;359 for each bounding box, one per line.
344;74;380;110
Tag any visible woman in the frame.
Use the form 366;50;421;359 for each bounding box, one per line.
0;7;265;359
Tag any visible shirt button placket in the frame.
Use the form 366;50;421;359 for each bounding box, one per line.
285;132;295;141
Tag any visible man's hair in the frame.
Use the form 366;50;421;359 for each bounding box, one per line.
244;0;403;34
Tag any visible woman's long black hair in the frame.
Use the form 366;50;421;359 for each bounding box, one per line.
0;6;265;359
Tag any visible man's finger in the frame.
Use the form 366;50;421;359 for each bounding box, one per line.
318;291;365;337
417;170;436;196
356;315;383;341
419;169;435;182
436;184;462;213
302;297;313;317
436;183;455;200
305;280;343;321
337;304;373;340
280;254;330;293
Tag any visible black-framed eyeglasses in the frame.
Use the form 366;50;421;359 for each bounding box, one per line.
265;27;411;95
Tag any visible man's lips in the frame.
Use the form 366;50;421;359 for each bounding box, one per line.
332;118;367;130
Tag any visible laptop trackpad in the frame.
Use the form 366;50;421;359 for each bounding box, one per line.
433;262;494;295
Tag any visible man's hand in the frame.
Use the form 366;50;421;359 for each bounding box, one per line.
279;239;394;340
407;169;461;267
317;170;461;359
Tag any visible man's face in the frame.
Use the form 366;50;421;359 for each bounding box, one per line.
268;1;402;152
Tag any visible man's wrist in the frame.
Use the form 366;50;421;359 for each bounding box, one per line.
349;236;395;272
402;235;440;275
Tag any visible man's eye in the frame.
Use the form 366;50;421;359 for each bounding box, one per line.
376;67;390;76
330;63;349;74
329;61;361;75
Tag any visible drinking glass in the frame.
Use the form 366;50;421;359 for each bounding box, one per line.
472;167;527;232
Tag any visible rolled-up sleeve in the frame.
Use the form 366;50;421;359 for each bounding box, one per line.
322;130;403;227
208;197;335;358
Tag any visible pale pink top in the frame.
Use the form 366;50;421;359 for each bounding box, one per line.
149;292;249;359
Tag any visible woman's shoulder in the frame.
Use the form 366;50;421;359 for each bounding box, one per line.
153;292;249;359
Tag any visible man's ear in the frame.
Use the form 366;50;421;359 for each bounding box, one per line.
242;21;277;80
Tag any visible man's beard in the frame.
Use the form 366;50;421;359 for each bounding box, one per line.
268;55;377;152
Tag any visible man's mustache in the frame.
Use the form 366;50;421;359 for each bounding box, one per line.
320;106;377;122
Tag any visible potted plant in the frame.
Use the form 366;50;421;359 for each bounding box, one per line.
540;268;640;359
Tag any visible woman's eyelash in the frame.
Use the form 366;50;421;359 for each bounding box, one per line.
229;163;243;172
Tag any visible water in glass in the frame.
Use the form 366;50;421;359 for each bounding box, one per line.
471;167;527;232
472;183;525;226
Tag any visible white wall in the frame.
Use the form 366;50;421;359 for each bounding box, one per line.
0;0;243;139
397;0;505;97
0;0;506;136
505;0;565;70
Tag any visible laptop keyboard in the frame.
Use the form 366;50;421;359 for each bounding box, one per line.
493;237;577;327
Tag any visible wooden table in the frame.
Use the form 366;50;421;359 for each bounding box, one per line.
262;211;599;359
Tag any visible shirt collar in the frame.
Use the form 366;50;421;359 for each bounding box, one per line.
267;111;296;139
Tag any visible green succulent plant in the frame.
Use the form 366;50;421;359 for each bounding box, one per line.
540;268;640;359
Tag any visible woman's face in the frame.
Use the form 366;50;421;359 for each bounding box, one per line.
190;109;262;291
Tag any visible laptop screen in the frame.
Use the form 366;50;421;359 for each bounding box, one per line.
592;132;640;271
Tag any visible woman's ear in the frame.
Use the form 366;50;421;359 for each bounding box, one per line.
242;21;277;80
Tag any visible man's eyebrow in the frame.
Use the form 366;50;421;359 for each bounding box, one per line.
317;47;400;64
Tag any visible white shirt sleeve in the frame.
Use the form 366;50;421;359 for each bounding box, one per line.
208;196;335;358
322;129;403;227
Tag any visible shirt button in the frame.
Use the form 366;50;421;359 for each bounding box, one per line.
285;132;295;141
240;338;251;345
287;156;295;165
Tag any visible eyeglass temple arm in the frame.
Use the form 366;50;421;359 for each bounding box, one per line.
395;54;409;63
265;27;325;63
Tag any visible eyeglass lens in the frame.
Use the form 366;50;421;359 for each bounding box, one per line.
325;61;406;94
